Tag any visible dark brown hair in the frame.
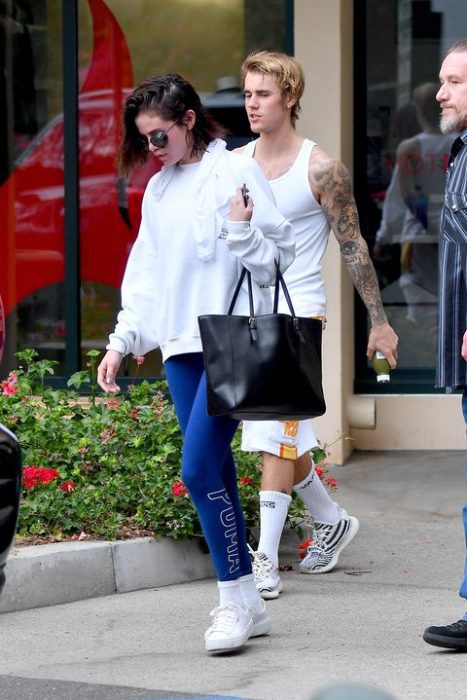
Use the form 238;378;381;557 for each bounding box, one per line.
118;73;226;176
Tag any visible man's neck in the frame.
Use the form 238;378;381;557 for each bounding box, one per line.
251;126;305;181
254;123;303;160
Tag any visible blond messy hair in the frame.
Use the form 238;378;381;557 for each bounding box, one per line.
240;50;305;126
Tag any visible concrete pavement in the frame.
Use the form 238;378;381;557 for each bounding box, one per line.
0;450;466;700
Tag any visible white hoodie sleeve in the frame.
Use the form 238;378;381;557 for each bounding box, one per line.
224;155;295;285
106;190;160;357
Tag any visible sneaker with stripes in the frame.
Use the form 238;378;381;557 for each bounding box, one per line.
248;545;283;599
299;508;359;574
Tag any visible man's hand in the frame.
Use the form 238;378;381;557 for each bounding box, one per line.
367;322;399;369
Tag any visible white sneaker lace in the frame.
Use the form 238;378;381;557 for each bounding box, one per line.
304;522;327;560
248;544;275;581
208;604;242;634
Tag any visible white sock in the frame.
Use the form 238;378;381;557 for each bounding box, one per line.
257;490;292;567
294;465;340;523
217;579;244;607
238;573;263;611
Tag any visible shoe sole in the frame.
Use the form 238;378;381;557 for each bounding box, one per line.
258;580;283;600
205;618;254;653
299;516;360;575
423;631;467;650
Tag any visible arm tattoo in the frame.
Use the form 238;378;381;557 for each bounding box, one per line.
314;159;387;326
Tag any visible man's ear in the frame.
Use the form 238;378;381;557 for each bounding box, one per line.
285;94;296;111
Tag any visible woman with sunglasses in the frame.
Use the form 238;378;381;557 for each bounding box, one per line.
97;74;294;654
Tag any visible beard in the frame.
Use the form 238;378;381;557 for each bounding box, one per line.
440;110;467;134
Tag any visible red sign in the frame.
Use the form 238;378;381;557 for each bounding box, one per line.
0;294;4;364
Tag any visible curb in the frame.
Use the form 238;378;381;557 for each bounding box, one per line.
0;537;214;614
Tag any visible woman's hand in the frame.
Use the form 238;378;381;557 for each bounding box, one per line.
97;350;124;392
229;186;253;222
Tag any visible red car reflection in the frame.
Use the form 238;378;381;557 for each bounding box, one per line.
0;0;160;318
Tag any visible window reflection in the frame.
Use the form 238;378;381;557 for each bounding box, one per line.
0;0;289;380
0;0;64;373
363;0;467;377
373;83;454;367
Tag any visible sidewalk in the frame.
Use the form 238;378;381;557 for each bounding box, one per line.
0;450;465;700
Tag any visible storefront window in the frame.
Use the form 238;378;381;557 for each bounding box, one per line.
355;0;467;391
0;0;64;373
0;0;291;381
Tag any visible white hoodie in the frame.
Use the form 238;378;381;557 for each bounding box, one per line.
107;139;294;362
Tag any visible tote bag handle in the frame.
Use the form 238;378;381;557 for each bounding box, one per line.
227;260;297;318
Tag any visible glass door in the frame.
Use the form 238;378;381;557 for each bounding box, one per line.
354;0;467;392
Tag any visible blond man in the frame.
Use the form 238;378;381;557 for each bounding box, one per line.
237;51;398;598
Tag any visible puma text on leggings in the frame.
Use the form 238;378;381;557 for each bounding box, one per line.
164;352;252;581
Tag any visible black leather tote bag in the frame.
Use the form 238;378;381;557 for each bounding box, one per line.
198;261;326;421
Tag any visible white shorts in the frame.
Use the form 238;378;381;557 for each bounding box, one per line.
240;419;318;460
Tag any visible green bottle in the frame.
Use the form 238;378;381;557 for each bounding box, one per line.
371;351;391;383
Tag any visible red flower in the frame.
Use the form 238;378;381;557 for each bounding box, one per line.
60;481;76;493
1;380;17;395
240;476;254;486
130;408;139;420
172;480;187;496
23;466;61;489
3;383;16;395
296;539;312;559
323;476;338;491
315;466;324;479
106;398;120;410
1;371;19;395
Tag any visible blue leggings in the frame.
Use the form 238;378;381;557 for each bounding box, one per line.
164;353;252;581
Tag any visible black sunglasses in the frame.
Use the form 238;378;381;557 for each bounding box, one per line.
140;122;177;150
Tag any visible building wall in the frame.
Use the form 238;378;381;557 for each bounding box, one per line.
294;0;465;462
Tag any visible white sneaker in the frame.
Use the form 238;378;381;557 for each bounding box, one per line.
248;545;283;600
249;599;271;637
204;603;253;653
299;508;359;574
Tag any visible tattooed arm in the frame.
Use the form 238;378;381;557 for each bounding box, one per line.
309;147;398;366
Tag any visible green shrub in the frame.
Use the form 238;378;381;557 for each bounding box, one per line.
0;350;334;545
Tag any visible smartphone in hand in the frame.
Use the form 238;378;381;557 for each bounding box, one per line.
242;183;249;207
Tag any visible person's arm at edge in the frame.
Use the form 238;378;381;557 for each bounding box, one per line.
462;329;467;361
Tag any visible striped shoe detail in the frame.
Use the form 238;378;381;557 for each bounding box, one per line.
248;545;283;599
299;512;359;574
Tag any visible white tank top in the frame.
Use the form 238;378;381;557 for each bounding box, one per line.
243;138;330;316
